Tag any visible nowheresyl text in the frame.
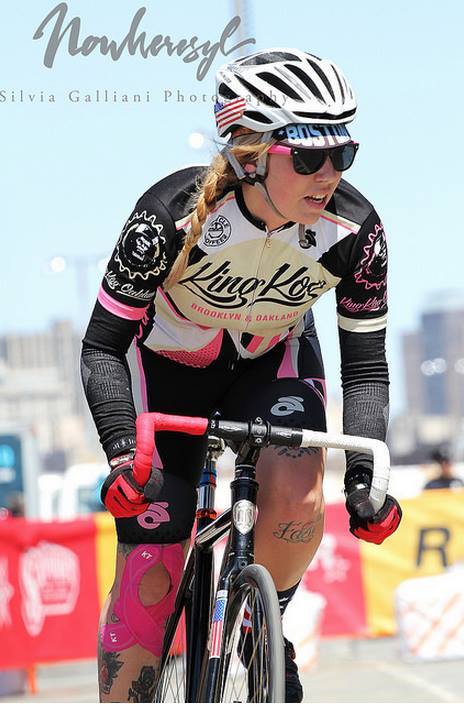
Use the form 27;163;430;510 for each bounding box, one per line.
33;3;256;80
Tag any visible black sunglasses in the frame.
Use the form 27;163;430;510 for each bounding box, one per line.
269;142;359;175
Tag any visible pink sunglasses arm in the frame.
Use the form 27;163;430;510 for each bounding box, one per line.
268;144;292;155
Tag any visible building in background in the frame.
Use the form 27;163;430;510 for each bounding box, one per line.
0;320;100;470
390;291;464;463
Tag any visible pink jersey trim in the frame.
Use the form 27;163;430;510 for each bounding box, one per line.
303;377;327;407
266;333;285;351
277;339;300;379
246;335;264;354
319;213;358;233
98;286;148;321
156;330;224;368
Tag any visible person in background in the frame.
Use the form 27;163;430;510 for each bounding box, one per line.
6;492;25;517
424;448;464;490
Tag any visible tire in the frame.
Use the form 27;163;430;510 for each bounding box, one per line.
214;564;285;703
153;563;192;703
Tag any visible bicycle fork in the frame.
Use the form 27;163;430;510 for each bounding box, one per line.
201;443;260;700
186;438;222;701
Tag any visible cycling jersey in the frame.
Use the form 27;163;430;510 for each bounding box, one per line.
82;165;389;468
96;166;387;367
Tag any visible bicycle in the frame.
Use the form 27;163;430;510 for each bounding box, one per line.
132;412;391;703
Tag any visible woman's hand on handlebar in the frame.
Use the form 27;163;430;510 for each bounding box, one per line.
101;452;150;518
344;465;402;544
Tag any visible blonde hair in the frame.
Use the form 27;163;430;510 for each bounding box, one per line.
163;135;274;290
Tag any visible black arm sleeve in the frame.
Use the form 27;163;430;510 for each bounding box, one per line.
81;302;139;461
338;326;389;477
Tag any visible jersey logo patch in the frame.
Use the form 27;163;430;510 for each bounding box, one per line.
299;229;317;249
270;396;305;416
115;210;168;280
203;216;231;247
354;223;387;291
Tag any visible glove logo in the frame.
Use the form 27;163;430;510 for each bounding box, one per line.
137;502;170;530
270;395;304;416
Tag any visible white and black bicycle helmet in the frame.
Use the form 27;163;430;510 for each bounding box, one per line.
215;48;356;139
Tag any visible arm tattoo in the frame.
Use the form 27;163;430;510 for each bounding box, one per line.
273;518;322;543
270;445;319;459
128;665;158;702
99;647;124;696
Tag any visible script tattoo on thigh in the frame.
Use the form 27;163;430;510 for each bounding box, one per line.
128;666;158;702
99;646;124;695
270;444;319;459
273;519;321;543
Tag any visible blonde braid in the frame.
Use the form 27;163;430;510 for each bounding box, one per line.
163;137;274;290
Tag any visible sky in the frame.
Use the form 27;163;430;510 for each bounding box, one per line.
2;0;464;414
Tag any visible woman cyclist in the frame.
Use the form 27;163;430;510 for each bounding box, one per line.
81;48;402;703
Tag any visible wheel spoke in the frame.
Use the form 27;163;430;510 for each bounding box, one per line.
154;610;188;702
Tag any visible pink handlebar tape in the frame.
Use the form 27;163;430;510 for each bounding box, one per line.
133;412;209;485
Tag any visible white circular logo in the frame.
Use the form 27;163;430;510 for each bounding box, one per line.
204;216;231;247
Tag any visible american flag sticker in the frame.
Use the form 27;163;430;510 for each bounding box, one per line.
214;97;247;131
209;590;228;658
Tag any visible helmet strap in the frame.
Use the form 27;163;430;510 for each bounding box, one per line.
221;131;274;185
222;132;308;229
255;181;288;220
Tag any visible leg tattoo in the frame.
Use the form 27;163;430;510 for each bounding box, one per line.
273;516;323;544
99;647;124;696
270;445;319;459
127;665;158;702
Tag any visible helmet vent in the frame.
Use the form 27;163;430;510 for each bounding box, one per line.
285;64;325;101
218;82;239;99
243;110;273;124
293;108;356;120
256;72;303;100
304;51;322;61
240;51;301;65
235;76;280;107
306;59;336;101
332;68;346;100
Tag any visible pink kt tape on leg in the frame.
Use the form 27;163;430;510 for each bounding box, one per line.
101;543;184;657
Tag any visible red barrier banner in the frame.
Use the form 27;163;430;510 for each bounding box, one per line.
1;490;462;670
303;503;367;636
0;517;100;668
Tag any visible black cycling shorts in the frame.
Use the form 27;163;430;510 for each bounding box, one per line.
116;329;326;543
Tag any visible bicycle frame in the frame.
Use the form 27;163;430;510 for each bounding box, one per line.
141;411;393;702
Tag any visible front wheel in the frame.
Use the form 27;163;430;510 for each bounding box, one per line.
153;559;192;703
211;564;285;703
